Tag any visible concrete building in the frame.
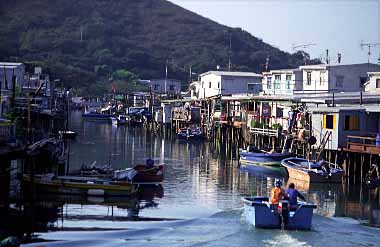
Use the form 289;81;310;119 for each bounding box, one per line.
262;69;302;95
0;62;25;117
143;79;182;95
262;63;380;96
365;72;380;92
0;62;25;91
198;71;262;99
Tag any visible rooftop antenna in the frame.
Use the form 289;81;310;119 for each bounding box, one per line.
292;43;317;65
360;41;380;68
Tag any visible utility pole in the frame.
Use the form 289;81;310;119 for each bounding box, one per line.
228;32;232;71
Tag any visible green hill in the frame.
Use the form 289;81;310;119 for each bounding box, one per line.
0;0;316;94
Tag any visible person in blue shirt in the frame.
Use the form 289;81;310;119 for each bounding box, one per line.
286;183;305;211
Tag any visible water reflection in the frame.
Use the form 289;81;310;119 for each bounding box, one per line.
4;110;380;242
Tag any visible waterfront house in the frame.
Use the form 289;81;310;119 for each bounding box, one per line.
0;62;25;117
310;105;380;151
189;81;201;99
198;71;262;99
141;79;182;95
364;72;380;92
262;69;302;95
262;63;380;96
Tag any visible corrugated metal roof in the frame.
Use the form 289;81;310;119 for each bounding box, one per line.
200;71;262;78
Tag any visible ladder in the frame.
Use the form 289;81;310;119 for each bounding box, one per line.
314;131;332;161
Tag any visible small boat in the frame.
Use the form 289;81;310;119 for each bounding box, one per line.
23;174;137;197
239;145;294;166
82;112;115;121
113;164;164;184
242;196;317;230
281;157;344;183
239;162;287;176
116;114;129;125
58;130;78;139
177;127;203;140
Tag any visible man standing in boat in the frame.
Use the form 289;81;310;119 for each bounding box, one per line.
286;183;305;211
270;180;286;208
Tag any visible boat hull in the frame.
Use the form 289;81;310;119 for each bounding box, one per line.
242;196;316;230
82;113;114;121
23;175;137;197
281;158;344;183
239;151;293;166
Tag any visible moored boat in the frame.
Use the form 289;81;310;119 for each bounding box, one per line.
177;127;203;140
113;164;164;184
242;196;317;230
23;174;137;197
281;157;344;183
239;145;294;166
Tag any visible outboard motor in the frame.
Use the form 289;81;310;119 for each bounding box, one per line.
279;200;290;228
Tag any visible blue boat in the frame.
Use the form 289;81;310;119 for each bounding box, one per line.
242;196;317;230
177;127;203;140
239;145;294;166
82;112;115;121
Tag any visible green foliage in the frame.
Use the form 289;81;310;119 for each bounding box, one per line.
251;121;264;128
271;123;282;130
0;0;313;96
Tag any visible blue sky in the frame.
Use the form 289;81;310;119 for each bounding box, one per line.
169;0;380;65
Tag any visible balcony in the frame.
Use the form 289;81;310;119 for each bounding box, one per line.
344;135;380;155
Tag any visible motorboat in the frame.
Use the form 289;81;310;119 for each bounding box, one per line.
23;174;137;197
242;196;317;230
177;127;203;140
239;145;294;166
281;157;344;183
113;164;164;184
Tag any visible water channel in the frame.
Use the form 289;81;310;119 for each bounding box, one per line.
17;111;380;246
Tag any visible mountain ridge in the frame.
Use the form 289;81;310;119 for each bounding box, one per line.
0;0;316;94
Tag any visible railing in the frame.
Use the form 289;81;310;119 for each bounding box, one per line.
249;127;279;137
346;135;380;154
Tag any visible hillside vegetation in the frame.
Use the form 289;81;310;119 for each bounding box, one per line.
0;0;315;94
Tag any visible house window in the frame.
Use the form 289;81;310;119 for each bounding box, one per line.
323;114;335;130
169;85;175;91
247;84;256;92
201;81;204;88
218;82;220;89
336;75;344;87
306;72;312;85
267;77;272;89
274;74;281;89
376;79;380;88
286;74;292;89
209;82;211;88
344;115;360;131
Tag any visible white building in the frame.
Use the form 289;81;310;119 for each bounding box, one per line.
262;69;302;95
198;71;262;99
146;79;181;95
365;72;380;92
189;81;201;99
262;63;380;96
0;62;25;91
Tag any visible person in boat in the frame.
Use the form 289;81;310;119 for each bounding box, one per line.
146;158;154;169
286;183;305;211
270;180;286;209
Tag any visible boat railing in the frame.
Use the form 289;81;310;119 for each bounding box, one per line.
346;135;380;155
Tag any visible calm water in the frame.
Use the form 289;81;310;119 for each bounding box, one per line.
19;111;380;246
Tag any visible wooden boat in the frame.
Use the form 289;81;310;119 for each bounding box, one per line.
281;157;344;183
113;164;164;184
177;127;203;140
242;196;317;230
23;174;137;197
239;146;294;166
